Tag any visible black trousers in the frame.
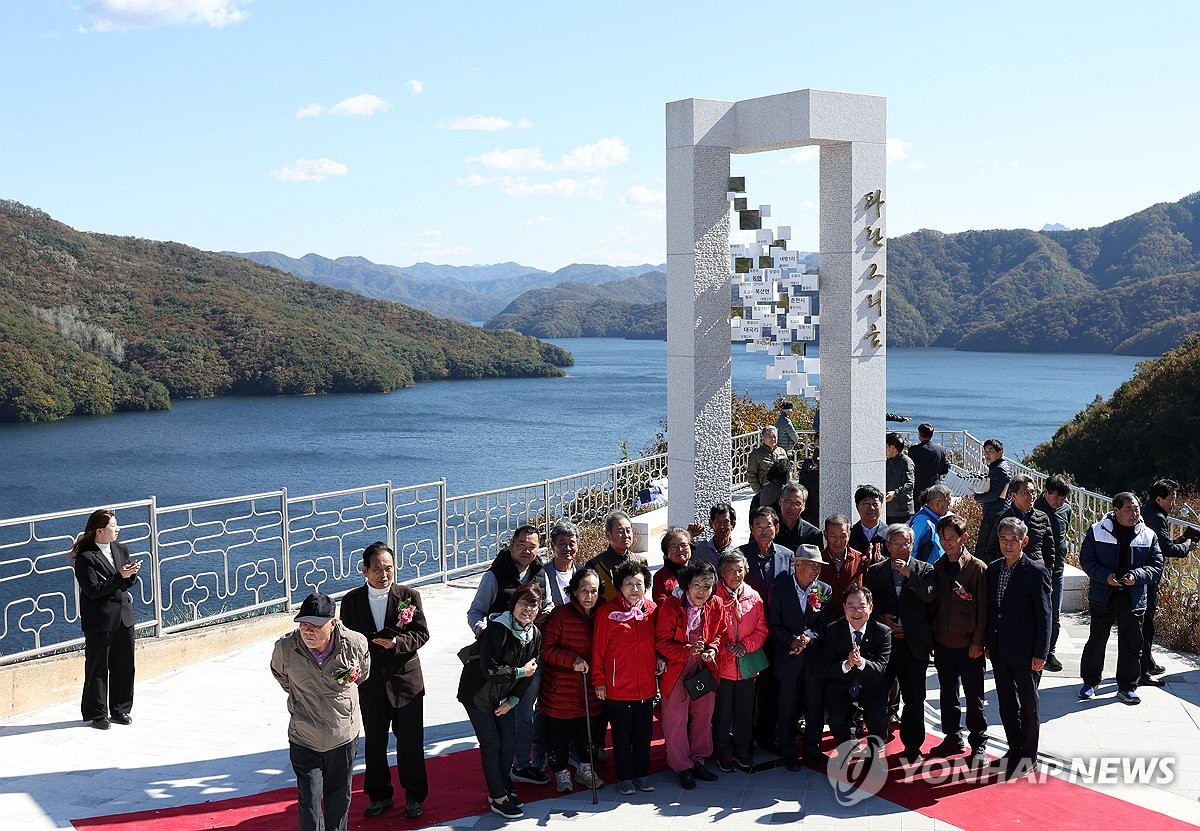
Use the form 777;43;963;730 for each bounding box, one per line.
753;664;779;749
606;698;653;781
544;713;604;772
776;672;825;760
359;683;428;803
290;739;356;831
933;643;987;748
1081;590;1144;690
713;676;756;759
975;516;999;559
885;642;929;754
1140;580;1162;673
990;658;1041;761
826;681;887;748
81;625;135;721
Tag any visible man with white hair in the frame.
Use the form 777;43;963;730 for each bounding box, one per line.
746;426;788;495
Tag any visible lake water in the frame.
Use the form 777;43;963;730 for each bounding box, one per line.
0;341;1143;520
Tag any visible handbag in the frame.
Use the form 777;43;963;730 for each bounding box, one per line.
682;664;717;699
456;641;480;665
736;647;770;679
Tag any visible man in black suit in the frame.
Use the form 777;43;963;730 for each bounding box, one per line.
340;542;431;819
864;524;937;762
71;509;141;730
775;484;823;552
849;485;887;564
768;544;832;768
824;585;892;753
986;517;1052;779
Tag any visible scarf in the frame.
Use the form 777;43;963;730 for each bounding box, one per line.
684;599;703;641
496;611;534;645
608;597;650;622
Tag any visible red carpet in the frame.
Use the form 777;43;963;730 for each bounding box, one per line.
72;726;1193;830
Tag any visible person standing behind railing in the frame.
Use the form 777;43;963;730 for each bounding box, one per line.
339;542;430;820
1138;480;1197;686
71;509;140;730
1034;475;1073;673
972;438;1012;554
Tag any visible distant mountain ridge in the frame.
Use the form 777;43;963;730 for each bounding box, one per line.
229;251;667;323
485;271;668;339
0;201;572;423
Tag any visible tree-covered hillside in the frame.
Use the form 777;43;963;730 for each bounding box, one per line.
1028;333;1200;495
485;272;666;338
0;201;572;422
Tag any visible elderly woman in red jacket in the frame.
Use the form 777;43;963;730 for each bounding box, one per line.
655;560;724;789
652;526;693;602
712;551;769;771
539;569;606;794
592;559;662;797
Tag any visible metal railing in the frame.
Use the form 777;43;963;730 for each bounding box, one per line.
4;430;1196;665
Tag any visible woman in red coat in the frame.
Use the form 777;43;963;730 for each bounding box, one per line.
592;559;661;796
712;551;769;771
651;526;693;602
539;569;606;793
655;560;724;789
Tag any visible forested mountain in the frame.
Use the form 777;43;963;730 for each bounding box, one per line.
1028;333;1200;494
888;192;1200;354
230;251;665;323
0;201;571;423
485;272;667;338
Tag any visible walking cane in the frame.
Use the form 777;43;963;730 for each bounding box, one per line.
581;669;599;804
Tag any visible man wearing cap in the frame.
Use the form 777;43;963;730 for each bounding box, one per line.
768;544;832;769
271;593;371;831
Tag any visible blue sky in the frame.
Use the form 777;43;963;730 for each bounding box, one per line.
2;1;1196;271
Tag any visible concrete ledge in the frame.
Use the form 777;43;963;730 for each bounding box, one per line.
631;504;671;555
0;611;295;720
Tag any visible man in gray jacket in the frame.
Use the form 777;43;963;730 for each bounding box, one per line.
272;593;371;831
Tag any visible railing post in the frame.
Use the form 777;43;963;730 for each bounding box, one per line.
385;480;396;572
149;495;162;638
439;478;449;585
280;487;293;611
543;480;551;542
612;462;620;513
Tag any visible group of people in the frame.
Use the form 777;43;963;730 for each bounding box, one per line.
69;453;1196;830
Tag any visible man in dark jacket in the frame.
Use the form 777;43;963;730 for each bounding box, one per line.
985;518;1052;779
1033;475;1072;672
984;475;1053;564
776;483;823;552
972;438;1012;553
340;542;430;819
909;422;950;505
1079;493;1163;705
823;585;892;754
1138;480;1196;684
849;484;888;563
864;524;936;763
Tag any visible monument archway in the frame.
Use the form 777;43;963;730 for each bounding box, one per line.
665;88;888;526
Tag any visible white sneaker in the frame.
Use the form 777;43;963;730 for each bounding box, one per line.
555;769;573;793
575;762;605;788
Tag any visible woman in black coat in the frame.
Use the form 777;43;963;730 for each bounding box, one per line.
71;509;141;729
457;583;542;820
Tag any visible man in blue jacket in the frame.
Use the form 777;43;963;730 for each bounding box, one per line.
1078;493;1163;705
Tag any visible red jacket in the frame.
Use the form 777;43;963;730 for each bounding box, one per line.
651;563;682;603
540;600;604;719
820;546;871;613
654;593;724;696
592;595;658;701
713;581;769;681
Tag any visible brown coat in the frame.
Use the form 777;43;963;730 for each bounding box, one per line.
819;546;871;613
931;552;988;650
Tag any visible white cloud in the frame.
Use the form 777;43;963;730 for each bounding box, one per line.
781;146;820;164
414;241;469;258
268;157;348;183
417;229;443;238
295;103;322;120
513;216;554;227
329;93;391;117
887;138;911;162
445;115;518;131
407;80;424;95
467;147;553;171
623;185;665;205
561;137;629;171
84;0;248;30
456;174;605;199
515;118;534;130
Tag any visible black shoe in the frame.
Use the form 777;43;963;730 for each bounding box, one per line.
735;755;754;773
927;737;965;758
404;799;423;819
1044;653;1063;672
1148;661;1167;675
692;762;718;781
969;746;989;766
110;713;132;725
803;753;828;770
784;757;801;771
678;769;696;789
506;790;524;808
1139;674;1166;687
363;798;393;817
490;797;523;819
90;717;111;730
718;756;737;772
898;749;924;765
510;766;550;785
